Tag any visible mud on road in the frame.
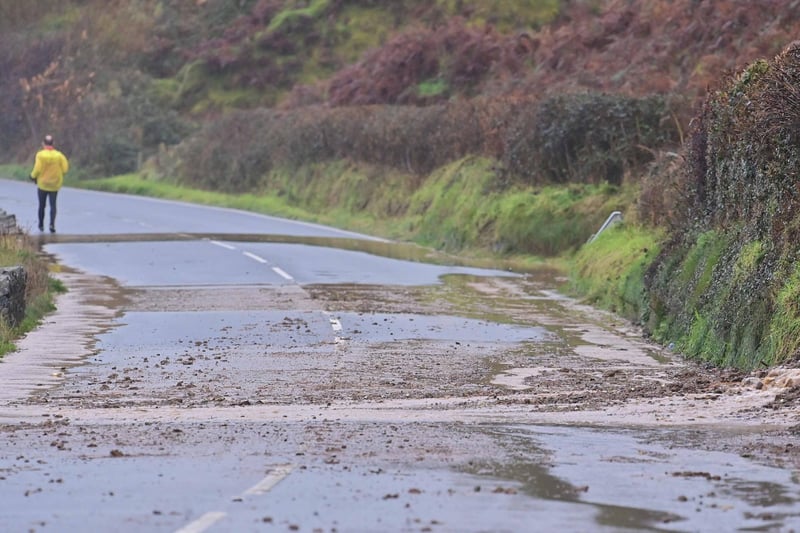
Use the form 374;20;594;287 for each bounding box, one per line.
4;267;800;472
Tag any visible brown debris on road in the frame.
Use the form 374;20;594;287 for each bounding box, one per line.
2;268;799;468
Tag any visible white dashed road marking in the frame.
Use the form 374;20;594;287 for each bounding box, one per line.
207;239;341;338
209;240;237;250
323;312;345;343
243;251;268;264
174;465;294;533
243;464;294;495
271;266;293;281
208;241;295;282
174;511;227;533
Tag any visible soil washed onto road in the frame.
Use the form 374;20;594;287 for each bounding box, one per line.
6;268;800;458
2;266;800;531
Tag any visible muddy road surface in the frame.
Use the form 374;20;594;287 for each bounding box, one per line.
1;179;800;532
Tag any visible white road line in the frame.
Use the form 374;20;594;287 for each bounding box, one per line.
243;464;294;496
174;511;227;533
322;313;345;343
172;465;292;533
209;240;237;250
243;251;268;264
272;266;294;280
214;243;295;282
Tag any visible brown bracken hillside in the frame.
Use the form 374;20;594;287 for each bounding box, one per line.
1;0;799;172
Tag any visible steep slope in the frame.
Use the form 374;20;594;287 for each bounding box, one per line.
642;43;800;368
2;0;799;176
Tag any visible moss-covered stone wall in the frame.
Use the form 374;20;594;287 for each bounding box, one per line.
643;43;800;369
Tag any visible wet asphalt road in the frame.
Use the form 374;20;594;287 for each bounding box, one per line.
1;179;800;532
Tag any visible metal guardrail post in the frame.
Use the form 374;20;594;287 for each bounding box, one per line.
588;211;623;243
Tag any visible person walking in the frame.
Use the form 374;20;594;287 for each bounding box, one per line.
29;134;69;233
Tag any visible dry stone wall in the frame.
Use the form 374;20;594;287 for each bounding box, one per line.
0;209;25;327
0;209;15;233
0;266;26;327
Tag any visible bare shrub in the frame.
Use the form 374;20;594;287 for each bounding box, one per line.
328;26;441;106
503;93;680;186
270;107;333;168
326;18;536;106
753;42;800;154
176;109;275;192
0;34;66;160
175;91;681;190
637;151;688;228
0;0;58;30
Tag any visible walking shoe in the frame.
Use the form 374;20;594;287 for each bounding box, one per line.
38;223;43;231
49;225;55;233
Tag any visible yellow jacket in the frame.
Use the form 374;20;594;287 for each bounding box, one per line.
31;147;69;192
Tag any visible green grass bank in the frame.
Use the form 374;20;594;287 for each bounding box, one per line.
0;231;65;356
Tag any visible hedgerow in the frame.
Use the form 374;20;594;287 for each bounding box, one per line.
174;92;678;192
644;43;800;368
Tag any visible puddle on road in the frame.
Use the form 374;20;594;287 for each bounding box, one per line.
467;424;800;531
26;232;680;410
6;223;798;530
3;415;797;532
336;311;551;344
0;434;641;532
241;463;607;532
429;274;673;368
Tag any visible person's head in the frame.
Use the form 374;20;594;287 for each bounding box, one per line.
43;134;54;147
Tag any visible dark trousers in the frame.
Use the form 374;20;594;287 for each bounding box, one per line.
37;188;58;229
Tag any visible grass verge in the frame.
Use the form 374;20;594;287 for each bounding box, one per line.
78;159;637;274
568;223;663;323
0;233;65;356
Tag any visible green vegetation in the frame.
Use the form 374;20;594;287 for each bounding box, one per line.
78;174;314;224
569;224;662;322
0;164;29;180
268;0;330;33
678;231;729;308
767;264;800;366
637;42;800;370
417;79;448;98
0;234;65;356
333;6;395;63
408;159;634;255
81;158;629;265
440;0;561;31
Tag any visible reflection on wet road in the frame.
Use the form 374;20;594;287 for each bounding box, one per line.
471;425;800;531
2;418;798;532
43;238;517;287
